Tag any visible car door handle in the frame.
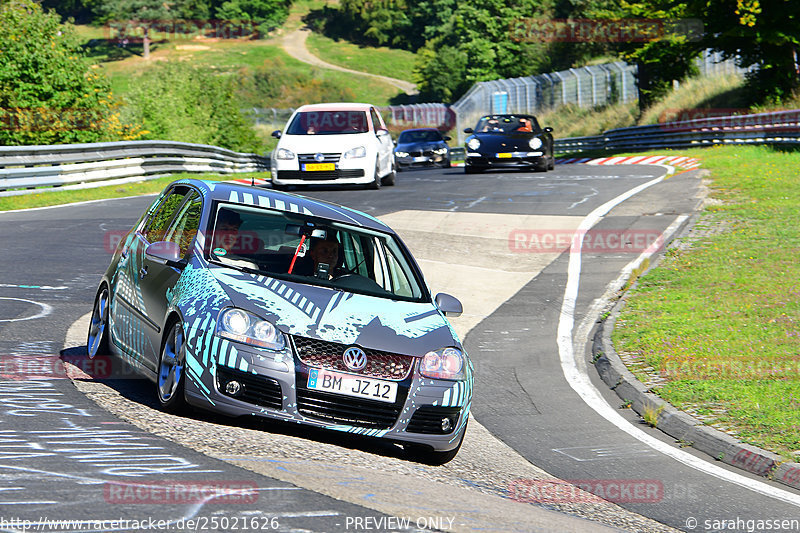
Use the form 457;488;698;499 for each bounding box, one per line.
139;265;148;278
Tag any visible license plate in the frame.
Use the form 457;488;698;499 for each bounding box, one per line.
303;163;335;171
496;152;513;158
307;369;397;403
413;156;428;162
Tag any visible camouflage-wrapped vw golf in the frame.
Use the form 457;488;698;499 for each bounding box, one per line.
88;179;472;463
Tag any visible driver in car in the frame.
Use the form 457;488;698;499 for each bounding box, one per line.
307;235;340;279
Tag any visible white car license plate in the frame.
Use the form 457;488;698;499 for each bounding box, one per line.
307;369;397;403
413;156;428;162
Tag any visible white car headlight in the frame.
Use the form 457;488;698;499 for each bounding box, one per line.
216;308;285;351
433;147;448;155
276;148;295;160
394;151;409;158
420;347;465;380
529;137;543;150
467;138;480;150
343;146;366;159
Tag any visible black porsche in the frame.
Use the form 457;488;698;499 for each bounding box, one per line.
463;114;555;173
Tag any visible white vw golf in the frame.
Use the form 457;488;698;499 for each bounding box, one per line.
270;103;396;189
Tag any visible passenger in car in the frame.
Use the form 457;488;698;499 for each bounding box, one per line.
294;234;341;278
214;209;262;256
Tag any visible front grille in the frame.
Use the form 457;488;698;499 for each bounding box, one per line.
216;366;283;410
407;406;461;434
298;153;341;163
292;336;414;380
295;388;404;429
277;169;365;181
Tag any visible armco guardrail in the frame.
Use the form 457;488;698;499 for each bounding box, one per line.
0;140;269;193
554;109;800;154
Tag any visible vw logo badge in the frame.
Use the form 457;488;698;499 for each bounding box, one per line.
314;152;325;163
342;347;367;372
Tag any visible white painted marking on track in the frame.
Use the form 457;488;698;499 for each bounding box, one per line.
0;284;67;290
557;166;800;508
0;298;52;322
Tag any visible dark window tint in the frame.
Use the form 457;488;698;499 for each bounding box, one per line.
143;189;189;243
287;111;369;135
164;191;202;256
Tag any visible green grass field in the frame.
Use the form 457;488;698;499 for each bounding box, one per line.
305;32;417;82
612;145;800;459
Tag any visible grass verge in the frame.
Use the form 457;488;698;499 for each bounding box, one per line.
305;31;417;82
612;144;800;460
0;172;270;212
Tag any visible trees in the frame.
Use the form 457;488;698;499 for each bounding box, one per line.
0;0;141;145
98;0;185;59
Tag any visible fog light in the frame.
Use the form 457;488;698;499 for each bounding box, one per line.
441;417;452;432
225;380;242;396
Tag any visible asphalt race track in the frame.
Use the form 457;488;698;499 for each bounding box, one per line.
1;162;799;533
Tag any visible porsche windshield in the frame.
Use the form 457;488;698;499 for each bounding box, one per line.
286;111;369;135
474;115;540;134
208;204;427;302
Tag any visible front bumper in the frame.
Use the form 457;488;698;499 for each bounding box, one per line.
395;153;448;168
271;157;373;186
184;339;471;452
466;151;545;169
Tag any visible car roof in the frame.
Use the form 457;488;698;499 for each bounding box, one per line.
172;178;392;233
399;128;441;133
294;103;375;112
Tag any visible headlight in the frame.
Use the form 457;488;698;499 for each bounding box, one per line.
467;138;480;150
276;148;295;160
216;308;285;351
394;151;409;158
343;146;366;159
529;137;543;150
433;147;448;155
420;347;465;380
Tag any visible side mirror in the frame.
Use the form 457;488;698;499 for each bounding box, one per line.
544;127;553;133
271;130;282;139
443;136;451;141
377;128;390;137
145;241;184;268
463;128;474;134
435;293;462;318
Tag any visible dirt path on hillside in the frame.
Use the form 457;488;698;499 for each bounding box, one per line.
281;26;418;96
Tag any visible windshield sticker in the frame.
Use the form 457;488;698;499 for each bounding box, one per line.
213;247;227;257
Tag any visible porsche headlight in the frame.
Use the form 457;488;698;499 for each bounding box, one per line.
529;137;543;150
343;146;366;159
216;308;285;351
467;138;481;151
276;148;295;160
420;347;465;380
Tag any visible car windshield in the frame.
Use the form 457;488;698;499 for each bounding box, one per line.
475;116;540;134
208;203;427;302
286;111;369;135
398;130;443;143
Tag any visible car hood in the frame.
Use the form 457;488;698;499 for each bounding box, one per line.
395;141;447;151
210;266;459;357
470;132;543;152
277;133;374;154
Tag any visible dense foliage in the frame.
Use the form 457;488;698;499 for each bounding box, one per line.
0;0;142;145
126;61;260;152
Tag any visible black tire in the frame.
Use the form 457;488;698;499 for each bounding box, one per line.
381;161;396;186
440;158;451;168
157;321;188;413
87;285;111;359
548;155;555;170
368;158;382;189
403;420;468;465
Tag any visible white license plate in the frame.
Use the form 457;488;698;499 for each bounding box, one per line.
307;369;397;403
413;156;428;162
